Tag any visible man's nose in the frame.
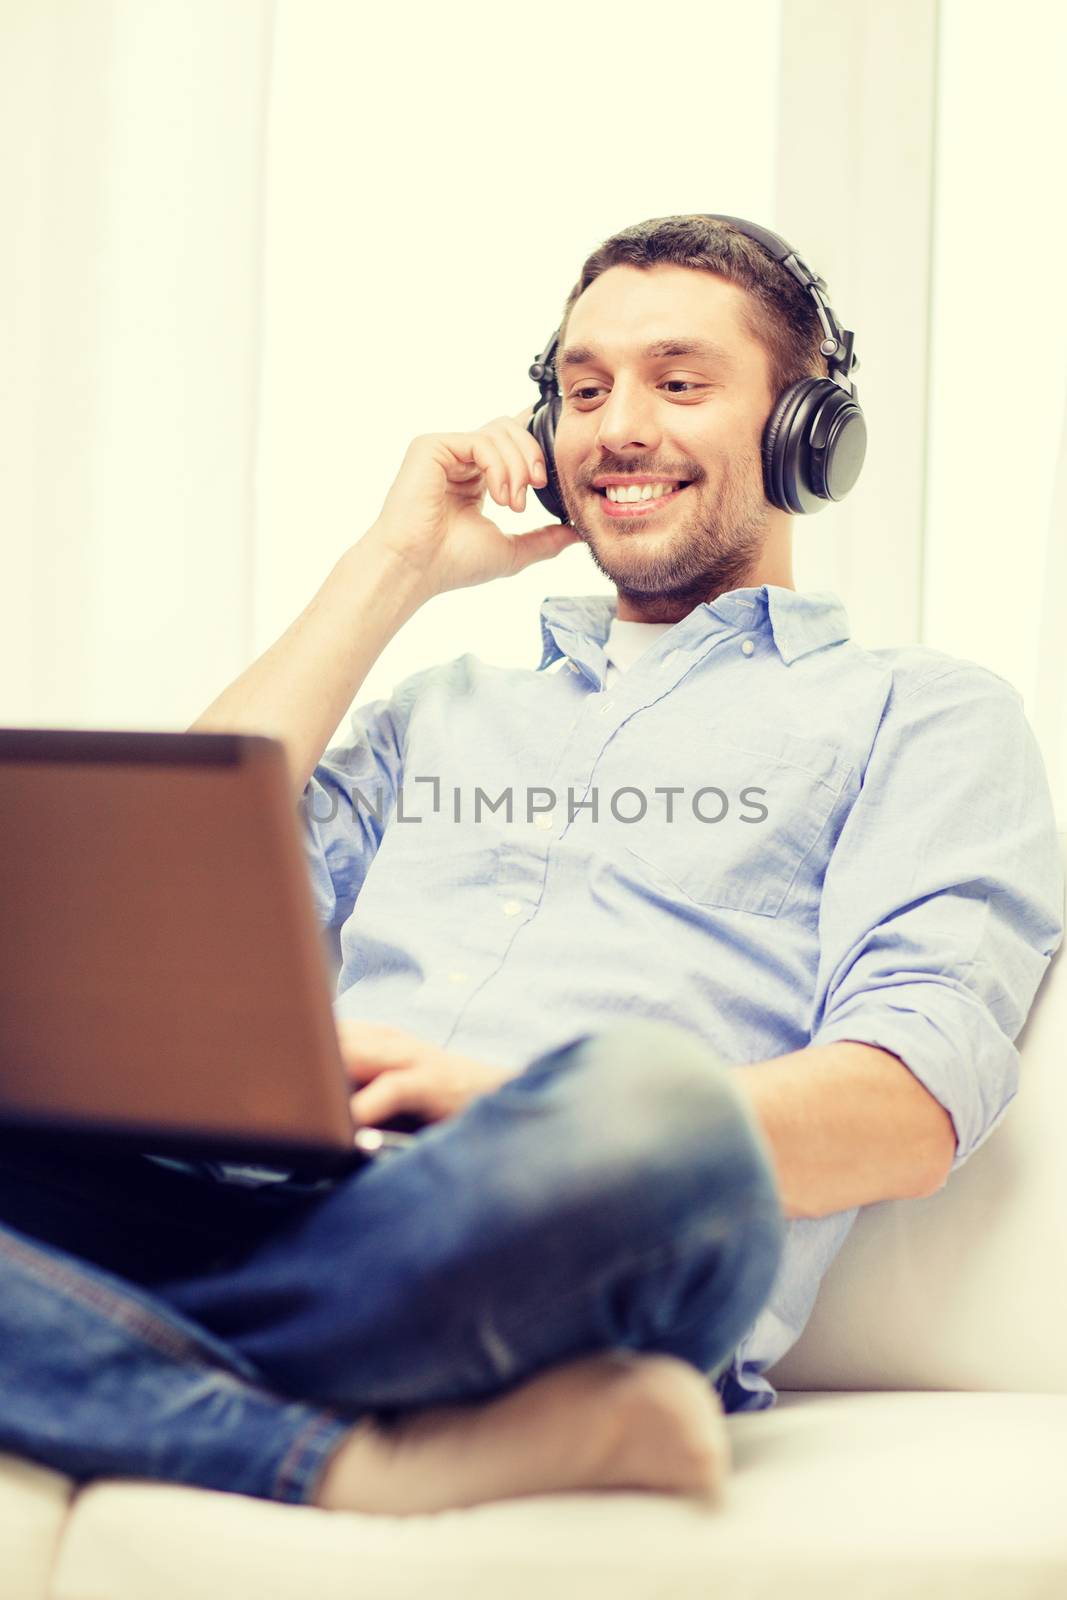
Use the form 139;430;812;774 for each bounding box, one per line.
594;381;661;458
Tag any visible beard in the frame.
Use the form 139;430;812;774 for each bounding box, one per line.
558;451;771;616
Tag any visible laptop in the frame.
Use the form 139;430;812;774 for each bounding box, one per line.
0;727;414;1176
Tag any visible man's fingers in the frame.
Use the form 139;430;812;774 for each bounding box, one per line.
472;427;527;512
336;1019;418;1084
336;1019;412;1045
499;413;549;501
477;414;549;509
350;1068;432;1127
468;436;522;510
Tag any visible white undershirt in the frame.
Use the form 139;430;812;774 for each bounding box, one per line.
602;618;676;688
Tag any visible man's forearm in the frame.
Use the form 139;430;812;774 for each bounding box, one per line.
733;1040;958;1221
188;536;430;804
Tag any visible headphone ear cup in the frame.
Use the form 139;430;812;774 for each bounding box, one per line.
762;379;866;515
527;397;567;522
762;379;817;514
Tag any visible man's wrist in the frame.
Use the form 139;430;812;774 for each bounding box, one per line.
346;527;435;614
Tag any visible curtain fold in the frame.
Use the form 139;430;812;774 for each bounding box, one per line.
1035;381;1067;826
0;0;275;731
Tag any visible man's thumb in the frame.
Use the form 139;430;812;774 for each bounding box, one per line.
508;523;583;571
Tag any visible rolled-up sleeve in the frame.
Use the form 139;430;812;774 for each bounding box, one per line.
299;670;427;931
809;665;1064;1174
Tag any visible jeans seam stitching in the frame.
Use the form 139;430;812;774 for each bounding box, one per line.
0;1227;250;1380
1;1227;349;1503
271;1413;346;1502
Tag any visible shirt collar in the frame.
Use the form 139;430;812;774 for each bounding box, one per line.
537;585;851;671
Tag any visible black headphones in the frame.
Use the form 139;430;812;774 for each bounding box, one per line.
527;213;866;521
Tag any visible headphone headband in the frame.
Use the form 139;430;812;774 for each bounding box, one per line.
700;213;860;390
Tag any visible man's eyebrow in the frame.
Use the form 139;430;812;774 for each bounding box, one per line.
557;337;736;372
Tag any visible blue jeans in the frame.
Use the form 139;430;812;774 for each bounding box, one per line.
0;1021;785;1504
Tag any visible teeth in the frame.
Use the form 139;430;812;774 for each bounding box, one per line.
605;482;679;503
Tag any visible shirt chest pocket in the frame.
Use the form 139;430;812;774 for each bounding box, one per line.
591;731;852;918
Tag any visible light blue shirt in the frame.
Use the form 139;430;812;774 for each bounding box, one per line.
301;583;1065;1412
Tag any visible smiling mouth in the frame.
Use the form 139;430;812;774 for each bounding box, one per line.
592;483;692;518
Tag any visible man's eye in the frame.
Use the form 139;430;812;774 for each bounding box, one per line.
568;381;707;402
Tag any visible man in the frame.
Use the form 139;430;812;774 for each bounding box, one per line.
1;215;1062;1518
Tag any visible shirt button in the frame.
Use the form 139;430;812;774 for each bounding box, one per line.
566;660;580;673
740;639;755;656
502;899;523;917
533;814;553;830
446;970;468;984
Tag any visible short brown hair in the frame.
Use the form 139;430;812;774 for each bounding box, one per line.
557;214;829;402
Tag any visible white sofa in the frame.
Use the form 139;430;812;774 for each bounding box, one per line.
4;838;1066;1600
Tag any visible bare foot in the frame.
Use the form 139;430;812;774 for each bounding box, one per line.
313;1350;731;1515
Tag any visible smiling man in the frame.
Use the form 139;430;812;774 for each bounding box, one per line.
1;215;1062;1520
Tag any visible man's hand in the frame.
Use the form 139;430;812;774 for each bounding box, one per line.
337;1019;517;1128
360;408;582;599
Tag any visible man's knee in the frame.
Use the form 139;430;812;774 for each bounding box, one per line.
518;1019;783;1225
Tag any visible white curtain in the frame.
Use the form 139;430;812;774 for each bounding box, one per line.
0;0;273;730
920;0;1067;827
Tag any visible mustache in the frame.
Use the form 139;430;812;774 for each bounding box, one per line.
575;460;702;489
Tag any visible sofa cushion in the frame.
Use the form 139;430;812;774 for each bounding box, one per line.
769;834;1067;1397
0;1453;72;1600
34;1392;1067;1600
